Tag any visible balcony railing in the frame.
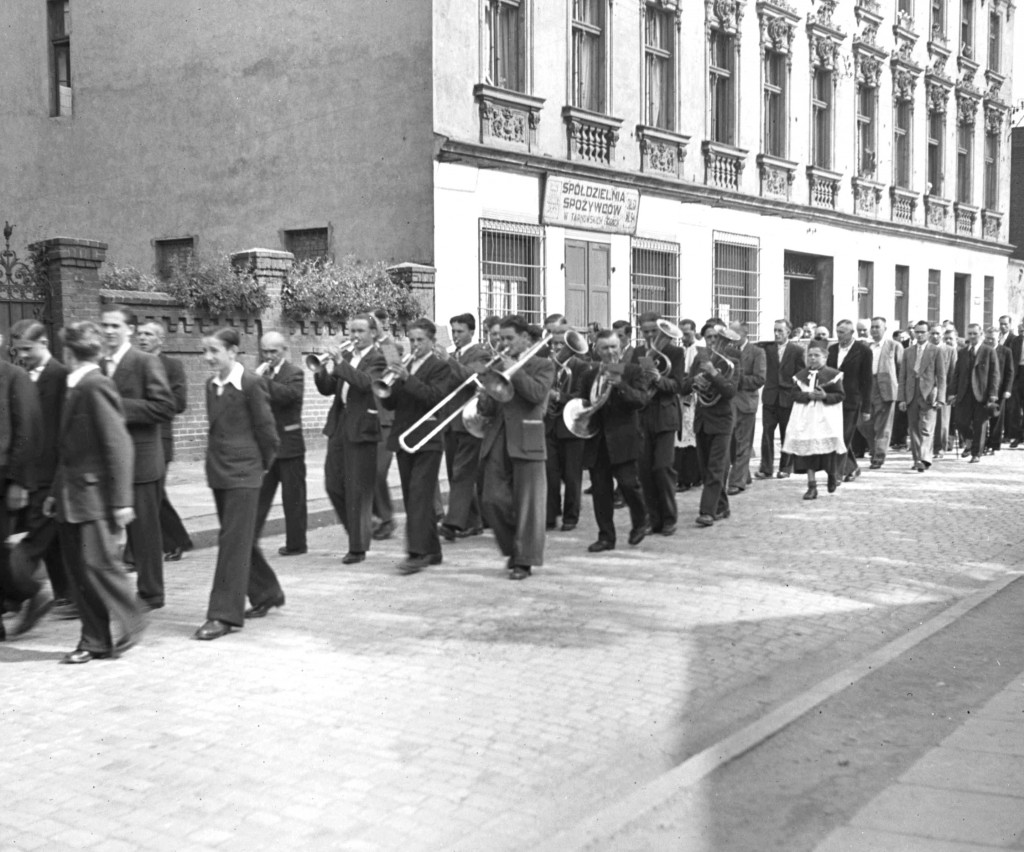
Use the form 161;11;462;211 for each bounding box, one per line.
807;165;842;209
562;107;623;165
702;141;747;191
889;187;918;224
924;196;951;231
953;202;978;236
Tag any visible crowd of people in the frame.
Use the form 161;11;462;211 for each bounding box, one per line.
1;305;1020;659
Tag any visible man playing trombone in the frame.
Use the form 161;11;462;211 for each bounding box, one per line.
478;316;555;580
313;314;386;565
568;329;650;552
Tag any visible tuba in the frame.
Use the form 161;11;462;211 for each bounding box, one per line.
693;327;739;407
648;318;684;376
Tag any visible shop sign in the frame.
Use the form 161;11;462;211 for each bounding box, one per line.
541;176;639;235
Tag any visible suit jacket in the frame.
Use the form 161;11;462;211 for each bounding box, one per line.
263;360;305;459
935;344;956;402
382;354;451;454
33;357;69;488
1009;336;1024;390
479;356;555;462
205;369;279;490
314;346;386;444
446;343;491;434
827;340;873;412
680;349;739;435
869;338;902;402
157;352;187;465
899;342;946;405
995;344;1015;399
759;340;805;408
732;341;766;415
631;342;686;433
545;354;588;440
54;368;134;524
0;359;41;491
952;343;1000;405
110;347;175;484
578;362;647;467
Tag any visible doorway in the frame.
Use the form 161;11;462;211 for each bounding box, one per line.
564;240;610;329
783;251;834;331
953;273;970;333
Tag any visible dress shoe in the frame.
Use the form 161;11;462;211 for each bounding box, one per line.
193;620;234;641
969;455;980;463
371;519;396;541
868;462;882;469
164;547;185;562
398;553;440;575
60;647;110;664
12;591;53;637
776;471;791;479
659;523;677;536
1011;439;1021;448
559;522;577;532
754;471;771;480
440;524;460;541
341;552;365;565
934;451;944;460
695;514;715;527
726;486;744;496
545;522;557;531
456;526;484;538
277;546;307;557
588;539;615;552
713;509;730;521
141;600;164;612
509;565;531;580
244;595;285;619
843;469;861;483
628;524;651;546
803;485;818;500
826;473;838;493
960;444;973;458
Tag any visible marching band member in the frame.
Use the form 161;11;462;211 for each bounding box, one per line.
380;319;451;575
544;323;586;533
572;329;649;552
680;322;740;528
632;312;687;536
314;314;386;565
478;316;555;580
371;308;400;540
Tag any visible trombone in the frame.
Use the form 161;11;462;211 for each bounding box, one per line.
397;332;552;453
304;340;354;371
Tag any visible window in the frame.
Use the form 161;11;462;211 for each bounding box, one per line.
894;265;910;330
811;69;833;169
987;11;1000;73
894;100;912;188
927;111;944;196
572;0;606;113
49;0;71;117
479;220;545;327
858;261;874;318
899;0;913;12
644;4;674;129
709;29;737;145
484;0;525;92
284;228;330;264
856;82;877;177
961;0;974;57
984;127;999;209
631;239;680;325
712;232;760;334
956;122;973;203
927;269;941;325
155;238;195;281
931;0;946;37
763;50;787;157
983;275;994;328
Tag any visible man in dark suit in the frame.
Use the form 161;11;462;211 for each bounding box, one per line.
136;322;193;561
1007;329;1024;448
371;307;400;540
757;319;805;479
612;320;635;365
100;305;175;611
899;320;947;472
827;319;873;482
6;320;68;634
381;319;451;574
860;317;902;469
254;332;307;556
543;324;587;533
983;326;1015;455
314;314;386;564
726;320;766;495
682;323;740;527
478;316;555;580
632;311;686;536
948;323;1000;464
438;314;488;541
576;330;649;552
49;321;143;663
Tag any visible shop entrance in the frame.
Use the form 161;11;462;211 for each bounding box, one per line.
783;251;834;332
564;239;610;329
953;273;970;333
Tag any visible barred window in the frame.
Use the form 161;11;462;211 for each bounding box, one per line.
894;265;910;331
630;239;680;326
155;237;195;281
927;269;941;325
479;220;545;327
285;228;330;264
712;232;760;336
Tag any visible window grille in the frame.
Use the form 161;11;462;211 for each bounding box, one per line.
478;220;546;328
630;238;680;326
285;228;330;264
712;232;760;336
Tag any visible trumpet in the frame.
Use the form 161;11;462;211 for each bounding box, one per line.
304;340;354;371
371;354;415;399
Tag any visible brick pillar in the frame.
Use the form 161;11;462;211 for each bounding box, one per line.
28;237;108;331
388;262;437;323
231;248;294;328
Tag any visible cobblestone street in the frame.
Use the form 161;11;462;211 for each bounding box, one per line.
2;447;1021;851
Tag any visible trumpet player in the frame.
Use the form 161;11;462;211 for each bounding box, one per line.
380;319;451;575
478;316;555;580
576;330;650;552
313;315;386;565
633;312;686;536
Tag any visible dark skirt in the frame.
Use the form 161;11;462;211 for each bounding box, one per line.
792;452;843;475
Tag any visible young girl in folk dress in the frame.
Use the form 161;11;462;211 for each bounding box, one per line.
782;339;846;500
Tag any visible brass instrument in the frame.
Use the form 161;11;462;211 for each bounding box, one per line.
693;327;739;407
371;353;415;399
648;318;684;376
477;332;552;403
548;329;589;416
562;354;618;439
304;340;354;371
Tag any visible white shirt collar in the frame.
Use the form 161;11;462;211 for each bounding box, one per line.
110;339;132;368
67;362;100;388
212;361;245;393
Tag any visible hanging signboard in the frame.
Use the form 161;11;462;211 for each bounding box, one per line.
541;175;640;235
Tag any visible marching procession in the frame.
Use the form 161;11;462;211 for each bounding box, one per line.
1;305;1021;662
